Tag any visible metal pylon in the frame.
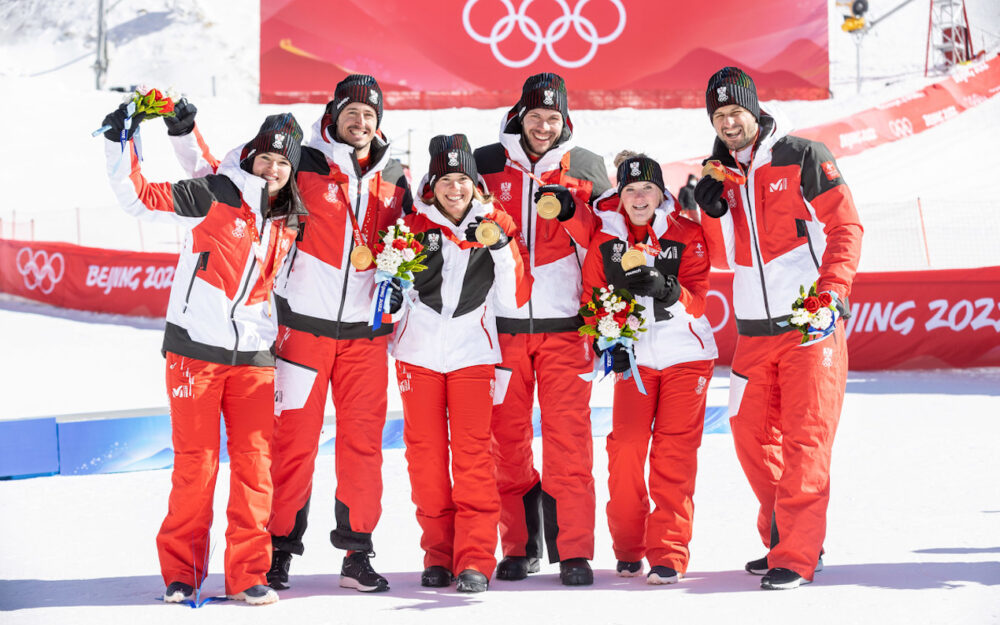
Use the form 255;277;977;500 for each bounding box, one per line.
925;0;974;75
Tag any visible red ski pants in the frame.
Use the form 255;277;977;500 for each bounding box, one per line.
606;359;714;574
396;362;500;577
491;331;595;563
267;327;389;553
729;324;848;581
156;353;274;595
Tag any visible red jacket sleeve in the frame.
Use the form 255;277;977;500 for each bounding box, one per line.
674;217;711;318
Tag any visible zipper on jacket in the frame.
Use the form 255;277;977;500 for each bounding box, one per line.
229;251;257;365
333;177;364;339
797;219;821;269
181;251;209;313
741;169;774;326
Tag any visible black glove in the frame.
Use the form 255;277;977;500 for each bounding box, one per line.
623;266;681;306
464;216;509;250
163;98;197;136
608;344;632;374
534;184;576;221
693;176;728;218
102;103;145;142
387;278;404;314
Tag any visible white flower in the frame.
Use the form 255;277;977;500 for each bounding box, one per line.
790;308;811;327
597;316;621;339
612;301;626;313
396;218;405;226
135;84;151;96
383;233;394;245
626;316;640;331
165;86;179;101
402;247;416;262
809;307;833;330
376;248;404;274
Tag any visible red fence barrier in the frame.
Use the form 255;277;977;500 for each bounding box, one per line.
260;0;828;108
4;239;998;369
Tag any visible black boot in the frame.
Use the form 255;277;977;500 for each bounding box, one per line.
559;558;593;586
456;569;489;593
340;551;389;592
761;567;811;590
420;566;453;588
496;555;540;581
267;550;292;590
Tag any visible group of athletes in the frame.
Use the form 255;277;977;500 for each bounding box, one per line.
100;64;861;605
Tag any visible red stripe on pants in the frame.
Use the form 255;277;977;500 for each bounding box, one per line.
157;353;274;595
492;331;595;562
606;360;713;574
397;362;500;577
729;324;847;581
267;327;389;547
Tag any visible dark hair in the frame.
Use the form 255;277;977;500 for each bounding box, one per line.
266;174;304;219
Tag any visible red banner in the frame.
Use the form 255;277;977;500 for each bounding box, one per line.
4;239;998;369
260;0;828;108
0;239;176;318
703;266;1000;370
662;53;1000;192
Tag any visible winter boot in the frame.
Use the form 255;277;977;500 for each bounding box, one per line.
616;560;643;577
456;569;489;593
746;555;823;575
228;584;279;605
760;567;811;590
340;551;389;592
559;558;593;586
267;550;293;590
163;581;194;603
646;565;680;585
420;566;454;588
496;555;540;581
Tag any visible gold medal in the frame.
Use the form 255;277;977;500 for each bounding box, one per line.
350;245;373;270
536;193;562;219
475;220;502;246
701;159;726;182
620;248;646;271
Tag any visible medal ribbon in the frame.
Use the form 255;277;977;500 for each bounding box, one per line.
629;224;662;258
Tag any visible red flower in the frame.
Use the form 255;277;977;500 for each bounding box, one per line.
818;292;832;308
374;242;385;255
803;296;821;313
410;241;423;253
392;238;406;250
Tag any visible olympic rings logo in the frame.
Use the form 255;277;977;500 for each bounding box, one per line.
15;247;65;294
887;117;914;139
462;0;627;69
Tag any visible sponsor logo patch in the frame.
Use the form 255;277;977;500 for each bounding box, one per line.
821;161;840;182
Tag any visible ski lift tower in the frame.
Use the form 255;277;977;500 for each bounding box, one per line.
925;0;976;75
839;0;923;94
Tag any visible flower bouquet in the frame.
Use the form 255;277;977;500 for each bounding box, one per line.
787;282;839;344
578;284;647;394
95;85;180;173
368;219;427;330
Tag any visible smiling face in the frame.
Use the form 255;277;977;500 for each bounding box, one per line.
620;181;664;226
252;152;293;197
521;108;564;157
335;102;378;158
433;173;474;223
712;104;759;152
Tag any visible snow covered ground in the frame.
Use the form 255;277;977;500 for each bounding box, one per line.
2;0;1000;622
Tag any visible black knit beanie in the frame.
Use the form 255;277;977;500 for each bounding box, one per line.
616;156;665;196
428;134;478;187
240;113;304;172
326;74;384;129
705;66;760;121
517;72;569;121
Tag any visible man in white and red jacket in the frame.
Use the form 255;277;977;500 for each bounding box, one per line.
474;73;611;586
694;67;863;590
266;75;411;593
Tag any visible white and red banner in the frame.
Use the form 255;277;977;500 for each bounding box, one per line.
260;0;829;108
4;239;998;369
662;53;1000;191
1;239;175;318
